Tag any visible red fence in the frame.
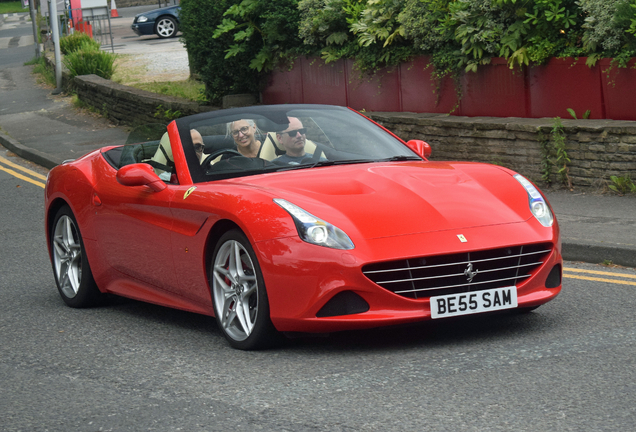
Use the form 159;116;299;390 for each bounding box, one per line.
261;56;636;120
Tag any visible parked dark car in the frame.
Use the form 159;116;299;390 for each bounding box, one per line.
131;6;180;39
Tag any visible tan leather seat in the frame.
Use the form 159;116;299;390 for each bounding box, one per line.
141;132;176;182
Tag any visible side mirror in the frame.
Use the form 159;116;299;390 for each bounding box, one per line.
406;140;432;159
116;163;167;192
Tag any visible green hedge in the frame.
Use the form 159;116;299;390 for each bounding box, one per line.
59;32;100;55
60;33;117;80
180;0;302;104
180;0;636;104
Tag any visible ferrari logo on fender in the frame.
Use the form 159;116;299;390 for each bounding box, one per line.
183;187;197;200
457;234;467;242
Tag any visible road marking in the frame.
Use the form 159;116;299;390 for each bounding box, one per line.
563;274;636;286
0;165;45;188
563;267;636;286
0;35;35;49
0;155;46;188
0;155;47;179
564;267;636;279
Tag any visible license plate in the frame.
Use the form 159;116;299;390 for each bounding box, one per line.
430;286;518;319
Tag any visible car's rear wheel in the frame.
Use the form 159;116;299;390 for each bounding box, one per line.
155;16;177;38
50;205;102;307
210;230;279;350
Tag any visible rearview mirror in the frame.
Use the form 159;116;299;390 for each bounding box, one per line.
406;140;432;159
116;163;167;192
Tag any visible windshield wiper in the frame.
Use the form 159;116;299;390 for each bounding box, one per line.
381;155;422;162
274;159;373;171
273;157;420;172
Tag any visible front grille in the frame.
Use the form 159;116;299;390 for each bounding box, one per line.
362;243;552;299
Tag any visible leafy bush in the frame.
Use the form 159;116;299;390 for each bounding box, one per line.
579;0;636;65
59;32;100;55
180;0;636;103
212;0;303;72
63;49;117;80
400;0;456;54
298;0;416;72
179;0;263;103
352;0;406;49
298;0;356;47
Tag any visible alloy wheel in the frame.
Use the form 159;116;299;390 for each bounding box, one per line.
52;215;83;299
212;239;259;342
156;18;176;38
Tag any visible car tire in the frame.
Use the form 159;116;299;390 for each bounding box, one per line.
155;16;178;38
210;229;279;350
50;205;102;308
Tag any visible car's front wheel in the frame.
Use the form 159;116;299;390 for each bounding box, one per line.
210;230;279;350
50;205;102;307
155;16;177;38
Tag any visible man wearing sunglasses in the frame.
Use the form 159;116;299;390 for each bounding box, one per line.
274;117;311;165
191;129;205;162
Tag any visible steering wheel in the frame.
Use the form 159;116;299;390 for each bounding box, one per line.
202;148;242;167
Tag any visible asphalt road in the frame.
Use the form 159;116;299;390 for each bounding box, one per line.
1;10;635;432
1;146;635;431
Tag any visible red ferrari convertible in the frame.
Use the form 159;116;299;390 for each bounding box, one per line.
45;105;562;349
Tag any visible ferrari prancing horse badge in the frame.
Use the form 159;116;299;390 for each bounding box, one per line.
184;187;197;200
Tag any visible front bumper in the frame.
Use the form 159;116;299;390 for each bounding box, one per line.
256;220;562;333
131;22;155;36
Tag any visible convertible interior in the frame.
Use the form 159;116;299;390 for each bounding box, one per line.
103;132;320;171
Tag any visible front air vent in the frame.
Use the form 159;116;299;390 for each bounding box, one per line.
362;243;552;299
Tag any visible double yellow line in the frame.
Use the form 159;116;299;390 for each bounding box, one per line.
564;267;636;286
0;155;46;188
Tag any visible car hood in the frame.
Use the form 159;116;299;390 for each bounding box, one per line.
229;161;532;239
136;6;179;18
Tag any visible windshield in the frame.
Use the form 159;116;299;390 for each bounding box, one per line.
174;105;421;183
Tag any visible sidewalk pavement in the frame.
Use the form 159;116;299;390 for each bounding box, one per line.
1;16;635;269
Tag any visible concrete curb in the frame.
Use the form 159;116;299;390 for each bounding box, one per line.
561;242;636;268
0;131;63;169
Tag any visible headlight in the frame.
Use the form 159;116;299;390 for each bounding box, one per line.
137;16;149;23
514;174;554;227
274;199;354;250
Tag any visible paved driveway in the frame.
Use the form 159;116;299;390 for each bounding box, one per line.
107;5;190;82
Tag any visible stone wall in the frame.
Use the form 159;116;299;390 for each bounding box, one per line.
71;74;636;191
73;75;215;126
368;113;636;189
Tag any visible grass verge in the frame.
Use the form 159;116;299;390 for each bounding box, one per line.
27;56;56;87
111;55;205;103
132;80;206;103
0;1;26;14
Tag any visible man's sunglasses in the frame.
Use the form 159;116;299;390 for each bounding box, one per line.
283;128;307;137
231;126;251;137
194;144;205;152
